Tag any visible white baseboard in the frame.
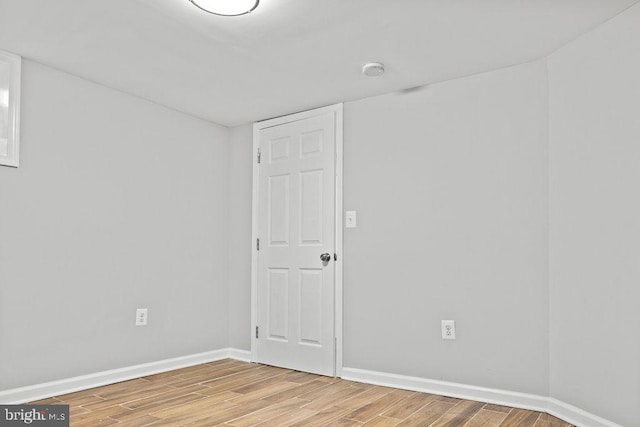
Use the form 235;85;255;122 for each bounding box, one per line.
0;348;252;404
546;398;622;427
342;367;621;427
227;348;252;362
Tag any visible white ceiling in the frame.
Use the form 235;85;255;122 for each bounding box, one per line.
0;0;636;126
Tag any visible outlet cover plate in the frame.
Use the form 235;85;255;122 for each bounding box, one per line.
136;308;148;326
441;320;455;340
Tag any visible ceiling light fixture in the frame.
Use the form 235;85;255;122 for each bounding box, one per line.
362;62;385;77
188;0;259;16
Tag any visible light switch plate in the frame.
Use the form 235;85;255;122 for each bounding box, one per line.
346;211;357;228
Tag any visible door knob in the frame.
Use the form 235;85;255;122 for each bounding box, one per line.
320;253;331;263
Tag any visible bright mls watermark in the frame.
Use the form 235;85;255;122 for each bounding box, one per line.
0;405;69;426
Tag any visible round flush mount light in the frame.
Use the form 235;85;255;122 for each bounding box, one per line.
188;0;259;16
362;62;385;77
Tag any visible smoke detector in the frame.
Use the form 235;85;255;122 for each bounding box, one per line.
362;62;385;77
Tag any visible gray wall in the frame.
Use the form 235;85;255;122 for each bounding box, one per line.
226;61;551;395
0;60;230;390
228;124;253;350
342;60;549;395
548;4;640;426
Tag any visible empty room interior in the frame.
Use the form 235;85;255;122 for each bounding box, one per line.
0;1;639;426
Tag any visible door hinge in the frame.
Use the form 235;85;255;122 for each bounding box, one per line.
256;238;260;251
255;326;259;339
257;148;261;164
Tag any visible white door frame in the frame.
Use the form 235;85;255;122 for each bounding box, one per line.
251;103;343;376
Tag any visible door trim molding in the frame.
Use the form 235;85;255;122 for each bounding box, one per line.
251;103;344;375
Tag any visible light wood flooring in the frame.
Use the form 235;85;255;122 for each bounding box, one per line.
31;359;573;427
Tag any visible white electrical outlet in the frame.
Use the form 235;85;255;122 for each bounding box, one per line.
136;308;148;326
441;320;456;340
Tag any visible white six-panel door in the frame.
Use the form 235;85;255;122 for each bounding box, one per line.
255;110;337;376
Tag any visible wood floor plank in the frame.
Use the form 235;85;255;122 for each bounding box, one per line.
282;370;320;384
25;359;573;427
71;405;133;426
184;361;262;380
144;420;184;426
198;366;290;394
326;418;366;427
534;413;574;427
113;393;208;422
362;416;402;426
151;391;238;419
464;409;510;426
263;379;333;403
170;365;242;381
230;380;300;403
173;362;242;377
163;366;259;389
82;385;169;411
288;405;351;427
205;359;242;367
72;417;120;427
158;401;239;426
226;414;265;427
57;378;148;401
396;401;457;427
205;399;306;427
381;392;436;419
229;397;308;425
292;380;349;402
337;387;395;410
302;384;368;411
344;391;414;423
69;406;91;416
116;387;172;407
122;384;208;409
117;414;160;426
431;400;485;427
230;374;295;395
435;395;463;404
296;379;352;400
483;403;513;413
58;394;106;407
71;404;132;421
184;399;275;426
253;406;317;426
499;408;541;427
